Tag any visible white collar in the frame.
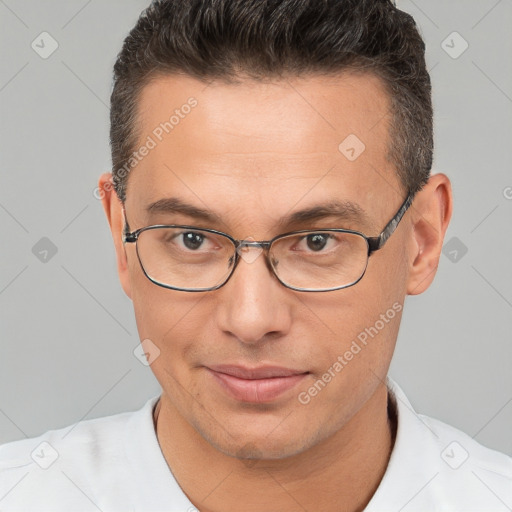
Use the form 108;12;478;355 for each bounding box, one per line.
123;377;512;511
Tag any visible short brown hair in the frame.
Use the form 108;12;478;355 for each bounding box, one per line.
110;0;432;203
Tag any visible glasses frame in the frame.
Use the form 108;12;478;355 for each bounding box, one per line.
122;192;414;293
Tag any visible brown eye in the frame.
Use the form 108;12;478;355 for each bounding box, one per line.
305;233;330;252
181;232;205;250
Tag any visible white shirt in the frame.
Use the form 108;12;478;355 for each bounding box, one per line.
1;378;511;511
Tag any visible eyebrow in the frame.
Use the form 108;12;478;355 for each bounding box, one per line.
145;196;373;231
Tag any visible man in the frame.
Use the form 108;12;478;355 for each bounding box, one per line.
1;0;511;510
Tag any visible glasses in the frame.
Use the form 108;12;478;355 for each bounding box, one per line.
122;193;413;292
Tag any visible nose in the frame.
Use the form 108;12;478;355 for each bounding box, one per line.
214;245;292;346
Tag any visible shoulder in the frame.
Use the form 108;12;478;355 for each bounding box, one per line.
0;406;133;471
417;412;512;511
367;378;512;512
0;396;160;511
419;411;512;476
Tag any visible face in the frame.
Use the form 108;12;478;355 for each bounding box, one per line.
108;72;414;459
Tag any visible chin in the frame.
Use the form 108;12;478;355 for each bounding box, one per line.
193;416;324;462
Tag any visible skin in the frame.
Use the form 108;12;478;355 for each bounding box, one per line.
99;72;452;512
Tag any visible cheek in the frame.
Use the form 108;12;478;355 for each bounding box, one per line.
128;252;200;355
297;247;406;406
311;293;402;383
304;252;404;358
130;280;205;405
294;296;402;435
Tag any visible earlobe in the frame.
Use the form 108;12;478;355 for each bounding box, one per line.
406;174;453;296
98;173;132;299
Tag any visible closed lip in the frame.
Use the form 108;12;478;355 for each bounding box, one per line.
206;364;309;403
207;364;309;379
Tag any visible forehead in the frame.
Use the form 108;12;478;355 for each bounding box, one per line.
125;72;400;233
136;71;391;160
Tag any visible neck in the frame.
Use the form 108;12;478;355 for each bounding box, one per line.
153;382;396;512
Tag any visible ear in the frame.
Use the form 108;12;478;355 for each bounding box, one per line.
98;173;132;299
406;173;453;295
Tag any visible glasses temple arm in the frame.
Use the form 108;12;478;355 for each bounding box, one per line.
121;207;135;243
367;193;414;253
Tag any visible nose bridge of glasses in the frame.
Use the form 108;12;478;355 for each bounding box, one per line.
236;239;271;250
234;239;273;266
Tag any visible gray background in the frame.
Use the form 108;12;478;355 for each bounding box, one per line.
0;0;511;456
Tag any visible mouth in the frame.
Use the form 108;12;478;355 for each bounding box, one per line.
206;364;310;403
